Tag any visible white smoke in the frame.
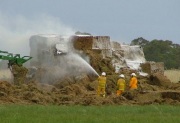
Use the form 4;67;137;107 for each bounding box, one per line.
121;45;146;70
29;35;99;83
0;13;100;83
0;13;75;56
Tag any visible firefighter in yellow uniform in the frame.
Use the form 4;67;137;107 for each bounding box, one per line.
97;72;106;97
116;74;126;96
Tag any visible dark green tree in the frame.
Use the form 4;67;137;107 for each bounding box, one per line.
131;38;180;69
130;37;149;46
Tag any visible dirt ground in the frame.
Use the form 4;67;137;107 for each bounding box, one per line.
0;70;180;105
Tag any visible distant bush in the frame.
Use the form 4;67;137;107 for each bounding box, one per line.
131;38;180;69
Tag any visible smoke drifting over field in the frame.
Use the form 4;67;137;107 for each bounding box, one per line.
0;13;75;56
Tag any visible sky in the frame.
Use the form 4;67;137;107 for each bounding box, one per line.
0;0;180;55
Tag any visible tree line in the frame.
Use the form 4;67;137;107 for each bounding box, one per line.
131;37;180;69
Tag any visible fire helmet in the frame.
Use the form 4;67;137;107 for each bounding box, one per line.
131;73;136;76
102;72;106;76
119;74;125;78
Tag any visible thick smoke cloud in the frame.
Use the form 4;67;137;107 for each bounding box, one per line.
0;13;75;56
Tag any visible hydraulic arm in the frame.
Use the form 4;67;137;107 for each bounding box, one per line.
0;50;32;68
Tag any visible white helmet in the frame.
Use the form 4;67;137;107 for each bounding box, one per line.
102;72;106;76
131;73;136;76
119;74;125;78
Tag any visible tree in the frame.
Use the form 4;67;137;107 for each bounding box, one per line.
130;37;149;47
131;38;180;69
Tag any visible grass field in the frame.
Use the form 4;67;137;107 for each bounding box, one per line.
0;105;180;123
165;69;180;83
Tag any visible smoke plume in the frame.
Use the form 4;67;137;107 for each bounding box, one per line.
0;13;75;56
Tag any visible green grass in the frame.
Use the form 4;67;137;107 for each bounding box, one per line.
0;104;180;123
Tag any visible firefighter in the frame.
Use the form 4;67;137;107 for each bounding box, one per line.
128;73;138;99
97;72;107;97
129;73;138;90
116;74;126;96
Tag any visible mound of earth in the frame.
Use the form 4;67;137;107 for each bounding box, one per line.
0;71;180;105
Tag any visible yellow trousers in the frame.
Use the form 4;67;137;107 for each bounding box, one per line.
97;86;106;97
116;90;124;96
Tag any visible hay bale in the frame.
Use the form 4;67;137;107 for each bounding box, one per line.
149;72;171;87
72;36;94;50
141;62;164;75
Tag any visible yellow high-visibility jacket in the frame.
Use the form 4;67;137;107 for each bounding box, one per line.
129;77;138;89
117;78;125;91
98;76;106;88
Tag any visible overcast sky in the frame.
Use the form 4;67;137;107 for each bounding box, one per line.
0;0;180;55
